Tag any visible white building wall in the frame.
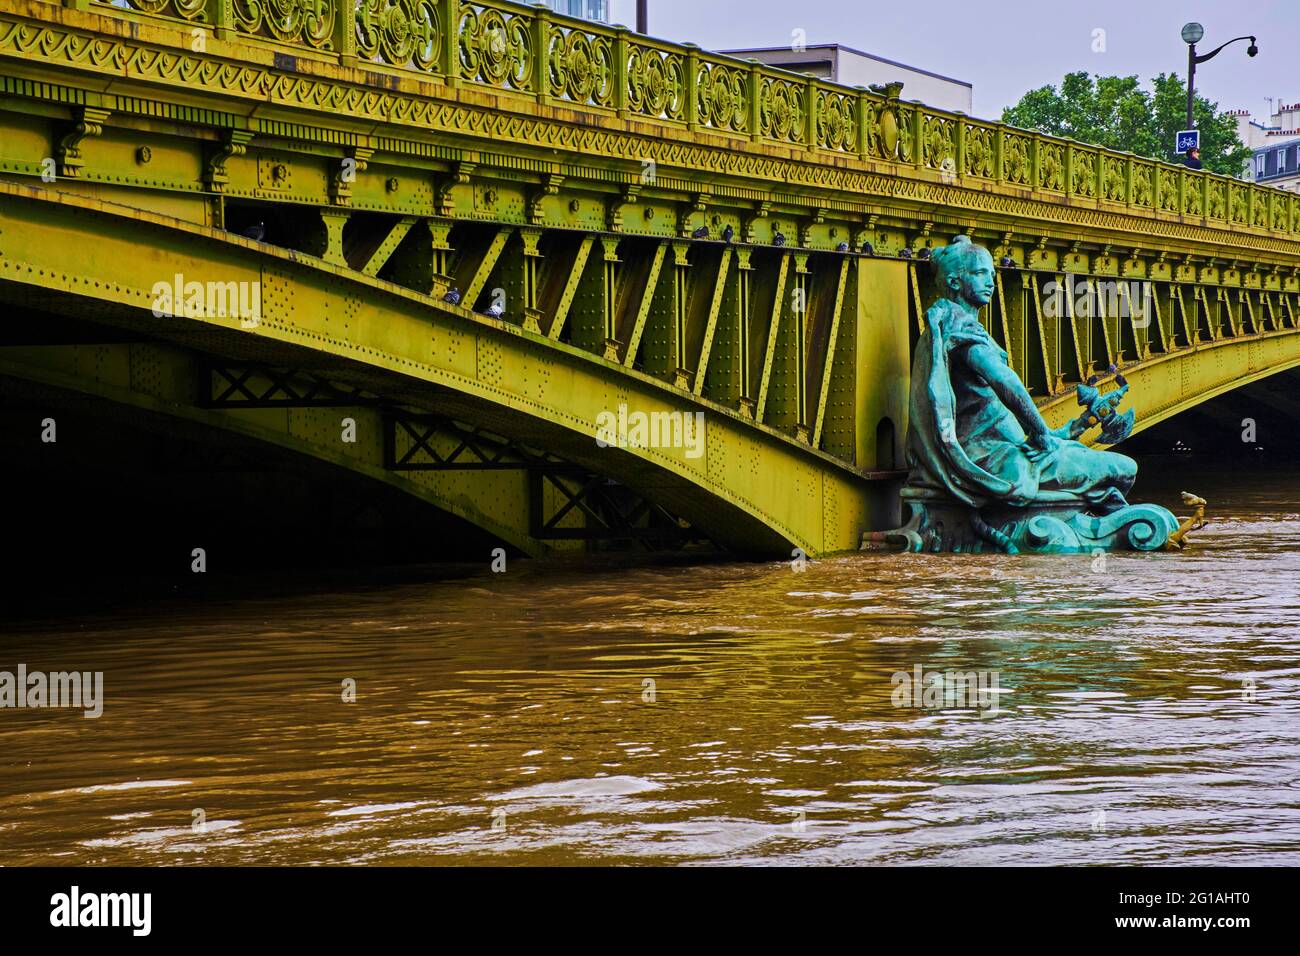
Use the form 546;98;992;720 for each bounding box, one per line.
1231;111;1270;149
722;45;972;116
833;56;972;115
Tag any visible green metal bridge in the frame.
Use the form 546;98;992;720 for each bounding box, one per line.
2;0;1300;559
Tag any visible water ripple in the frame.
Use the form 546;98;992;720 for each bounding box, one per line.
1;473;1299;864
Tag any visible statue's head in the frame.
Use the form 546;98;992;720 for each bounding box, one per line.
932;236;995;308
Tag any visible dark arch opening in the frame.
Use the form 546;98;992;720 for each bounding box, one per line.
876;417;896;470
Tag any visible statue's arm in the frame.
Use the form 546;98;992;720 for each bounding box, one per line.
963;342;1053;442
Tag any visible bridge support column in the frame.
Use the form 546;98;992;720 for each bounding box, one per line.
754;252;792;423
793;253;811;442
735;249;756;414
853;258;911;470
690;248;733;397
703;247;751;409
428;219;455;295
598;238;623;359
766;252;811;439
380;219;453;298
570;236;621;357
500;227;544;330
670;242;693;389
619;240;667;367
316;209;350;267
809;257;851;449
642;241;692;387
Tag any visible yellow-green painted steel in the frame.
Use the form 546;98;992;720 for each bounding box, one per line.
2;0;1300;556
0;341;557;556
0;180;897;555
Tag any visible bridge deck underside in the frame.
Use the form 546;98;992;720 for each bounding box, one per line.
0;182;895;557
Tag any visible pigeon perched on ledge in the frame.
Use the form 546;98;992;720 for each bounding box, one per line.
898;247;913;259
999;255;1017;268
916;247;932;260
721;224;734;243
442;287;462;305
691;225;710;240
772;231;787;247
239;222;265;242
860;241;875;256
836;241;850;252
482;302;504;319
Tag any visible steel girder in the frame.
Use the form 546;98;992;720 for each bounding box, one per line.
0;181;898;556
1040;330;1300;441
6;0;1300;279
923;261;1300;444
0;343;556;556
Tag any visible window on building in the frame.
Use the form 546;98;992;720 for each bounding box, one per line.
544;0;609;20
1266;149;1279;177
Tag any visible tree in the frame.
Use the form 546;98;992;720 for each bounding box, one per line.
1002;71;1250;177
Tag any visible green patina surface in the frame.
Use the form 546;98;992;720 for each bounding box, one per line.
897;237;1177;553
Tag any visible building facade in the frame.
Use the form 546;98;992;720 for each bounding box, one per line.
1232;104;1300;189
541;0;609;21
1247;138;1300;192
719;43;973;116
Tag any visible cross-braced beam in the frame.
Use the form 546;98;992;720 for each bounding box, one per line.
201;364;380;409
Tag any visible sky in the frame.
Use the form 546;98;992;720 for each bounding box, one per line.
607;0;1294;121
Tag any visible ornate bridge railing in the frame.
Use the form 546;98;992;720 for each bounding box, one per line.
71;0;1300;240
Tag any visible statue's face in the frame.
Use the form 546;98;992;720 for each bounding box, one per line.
947;250;995;306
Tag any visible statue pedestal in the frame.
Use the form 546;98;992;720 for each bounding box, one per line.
862;487;1179;554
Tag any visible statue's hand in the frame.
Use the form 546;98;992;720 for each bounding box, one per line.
1049;422;1076;441
1052;416;1089;441
1025;431;1063;463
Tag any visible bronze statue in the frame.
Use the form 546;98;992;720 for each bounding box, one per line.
879;236;1183;553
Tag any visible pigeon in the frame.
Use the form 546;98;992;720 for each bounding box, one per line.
239;222;265;242
860;241;875;256
917;247;932;260
899;247;913;259
482;302;504;318
773;231;787;247
721;224;734;243
999;255;1016;268
692;225;710;240
442;287;462;305
836;241;850;253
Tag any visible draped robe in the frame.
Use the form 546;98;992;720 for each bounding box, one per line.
905;298;1136;510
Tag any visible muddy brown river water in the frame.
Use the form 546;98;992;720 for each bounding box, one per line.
2;467;1299;865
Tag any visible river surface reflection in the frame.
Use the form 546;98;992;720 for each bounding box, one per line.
2;467;1299;865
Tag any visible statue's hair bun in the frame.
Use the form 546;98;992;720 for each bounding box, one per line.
932;235;979;279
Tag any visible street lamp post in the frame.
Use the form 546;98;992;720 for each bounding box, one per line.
1182;22;1258;131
